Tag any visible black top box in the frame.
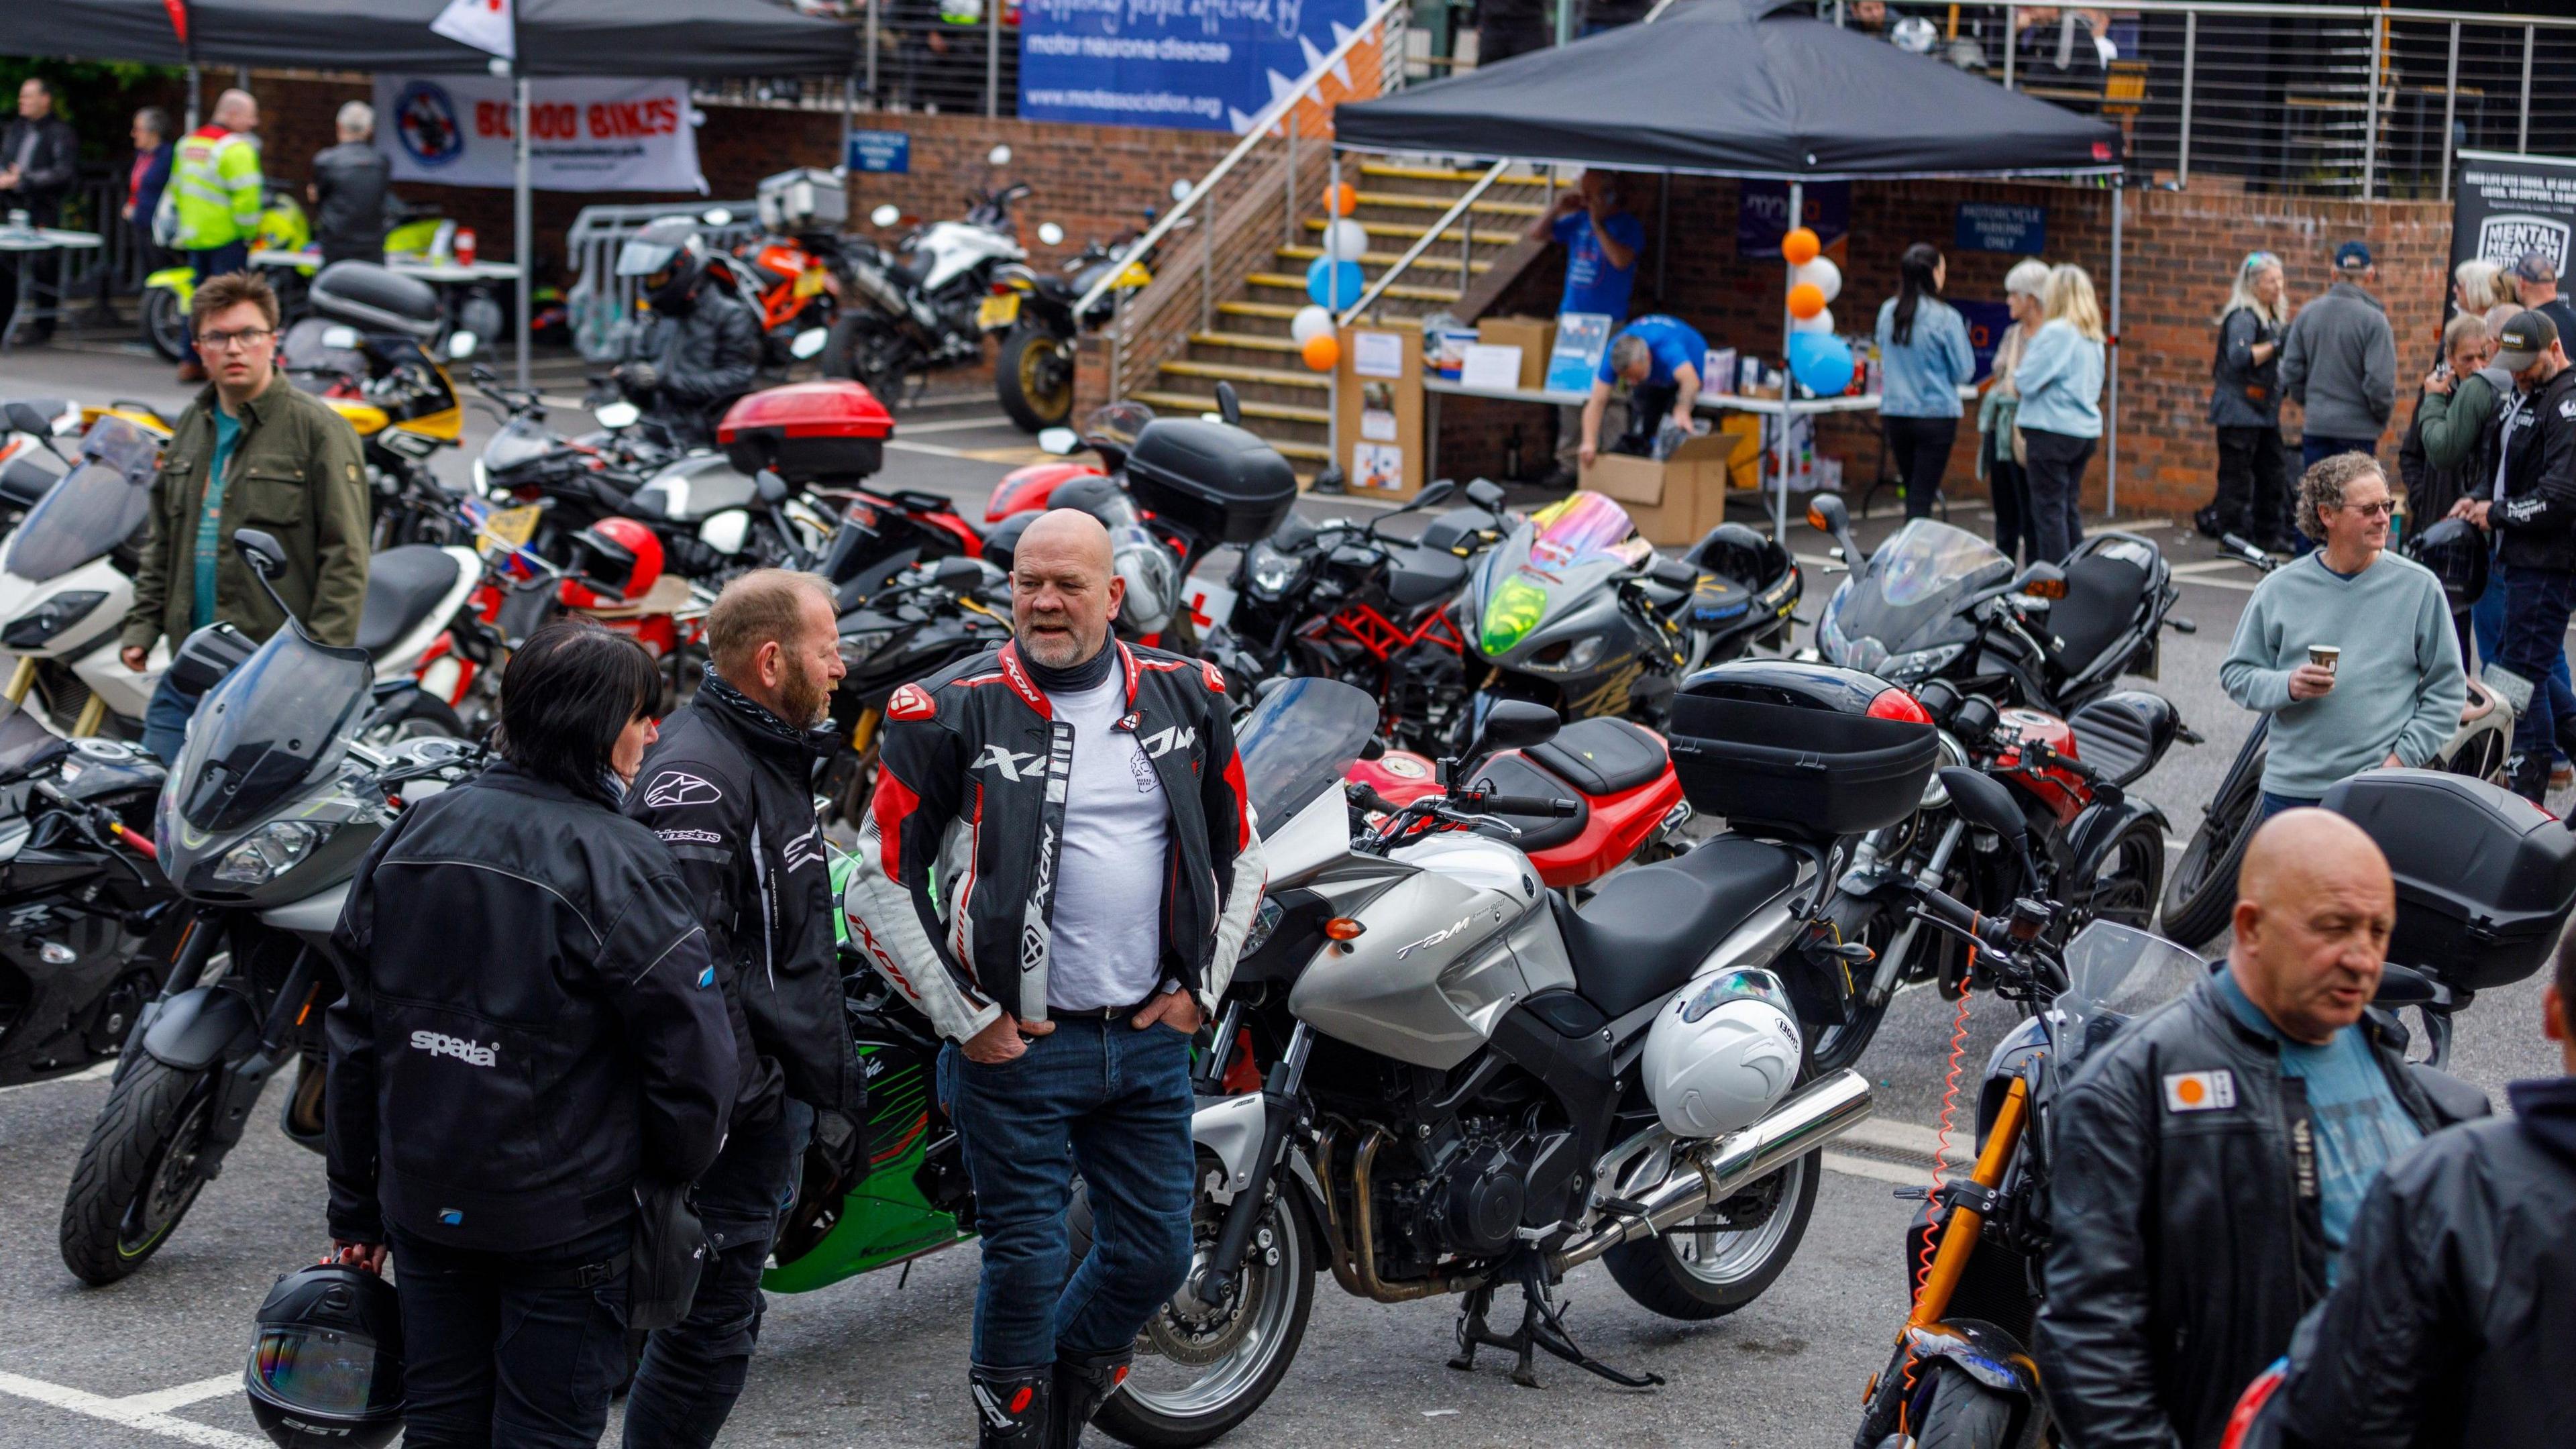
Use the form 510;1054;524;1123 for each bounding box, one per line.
309;261;442;342
1666;660;1937;840
1124;418;1299;546
2321;768;2576;992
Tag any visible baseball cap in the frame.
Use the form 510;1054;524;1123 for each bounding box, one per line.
2495;308;2559;372
2513;250;2559;285
2334;241;2373;270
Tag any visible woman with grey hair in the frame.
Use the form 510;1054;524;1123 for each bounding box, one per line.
309;100;389;268
1976;256;2052;564
2203;251;2294;550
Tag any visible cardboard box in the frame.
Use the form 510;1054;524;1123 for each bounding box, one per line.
1477;315;1556;390
1580;430;1745;545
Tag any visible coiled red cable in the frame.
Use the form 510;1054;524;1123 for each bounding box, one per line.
1899;963;1978;1422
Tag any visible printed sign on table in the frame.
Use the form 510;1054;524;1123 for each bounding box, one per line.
373;74;704;193
1018;0;1371;134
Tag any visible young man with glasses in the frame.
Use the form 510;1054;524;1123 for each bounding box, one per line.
116;270;372;762
2220;451;2465;818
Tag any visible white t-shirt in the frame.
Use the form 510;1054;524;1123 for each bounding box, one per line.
1042;672;1171;1012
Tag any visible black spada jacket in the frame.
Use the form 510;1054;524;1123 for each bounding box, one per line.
2488;365;2576;573
2034;972;2482;1449
2270;1074;2576;1449
626;672;860;1128
325;763;736;1252
845;641;1266;1042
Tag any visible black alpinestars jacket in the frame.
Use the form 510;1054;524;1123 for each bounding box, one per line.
843;641;1266;1041
626;673;861;1128
2488;366;2576;572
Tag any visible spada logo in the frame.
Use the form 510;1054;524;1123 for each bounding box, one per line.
411;1029;498;1067
392;80;467;168
2480;213;2570;274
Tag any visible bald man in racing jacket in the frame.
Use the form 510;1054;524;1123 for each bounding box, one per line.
844;508;1264;1447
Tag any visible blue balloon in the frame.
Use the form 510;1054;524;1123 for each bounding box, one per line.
1305;256;1364;309
1788;332;1855;397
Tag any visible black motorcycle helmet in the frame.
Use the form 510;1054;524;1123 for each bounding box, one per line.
244;1263;405;1449
2404;515;2489;614
617;216;708;314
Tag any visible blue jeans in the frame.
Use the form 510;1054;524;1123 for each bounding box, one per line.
178;241;250;365
2498;564;2576;792
2300;434;2376;474
2470;563;2571;769
2259;792;2321;822
623;1099;812;1449
388;1218;633;1449
938;1016;1196;1373
142;670;203;765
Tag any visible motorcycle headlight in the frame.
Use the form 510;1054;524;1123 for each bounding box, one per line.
839;629;893;666
212;820;328;887
0;590;107;650
1879;643;1966;683
1246;543;1303;600
1240;896;1285;959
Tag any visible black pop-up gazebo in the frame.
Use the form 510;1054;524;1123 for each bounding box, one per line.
1334;0;2125;535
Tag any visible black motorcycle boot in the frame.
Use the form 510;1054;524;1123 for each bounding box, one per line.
2510;751;2552;804
1047;1346;1132;1447
970;1365;1054;1448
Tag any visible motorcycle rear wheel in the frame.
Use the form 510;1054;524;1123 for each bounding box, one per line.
1603;1149;1819;1321
822;312;908;409
1914;1362;2022;1449
2161;757;2263;949
2083;815;2167;932
995;325;1075;433
59;1056;217;1285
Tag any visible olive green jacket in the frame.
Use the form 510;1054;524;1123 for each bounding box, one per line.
119;379;372;654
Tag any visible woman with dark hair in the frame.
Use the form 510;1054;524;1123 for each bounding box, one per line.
324;621;735;1448
1876;241;1976;520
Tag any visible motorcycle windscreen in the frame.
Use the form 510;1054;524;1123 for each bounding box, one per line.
1819;519;2010;674
168;625;372;835
5;415;157;584
1474;491;1646;657
1236;676;1378;830
479;417;557;476
0;697;67;779
2054;920;2206;1067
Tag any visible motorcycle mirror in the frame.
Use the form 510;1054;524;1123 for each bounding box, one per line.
445;329;478;361
754;469;790;506
231;528;290;581
987;144;1013;168
3;400;52;436
1171;178;1194;202
789;327;829;360
1805;493;1848;535
1036;221;1065;247
1464;478;1507;511
2011;561;2069;600
869;203;902;229
1466;700;1560;763
1038;427;1080;456
2373;962;2440;1006
595;400;641;430
1940;766;2027;851
931;555;986;592
1408;478;1458;510
319;324;362;352
1214;380;1243;428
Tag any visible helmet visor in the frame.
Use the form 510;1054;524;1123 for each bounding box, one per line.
252;1325;396;1415
615;237;682;279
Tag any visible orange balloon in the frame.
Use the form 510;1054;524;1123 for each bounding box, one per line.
1301;331;1341;372
1787;282;1827;320
1328;183;1359;217
1782;227;1821;266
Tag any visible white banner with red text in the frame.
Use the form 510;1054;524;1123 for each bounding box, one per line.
372;74;704;193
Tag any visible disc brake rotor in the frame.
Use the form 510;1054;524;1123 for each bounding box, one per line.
1142;1203;1271;1366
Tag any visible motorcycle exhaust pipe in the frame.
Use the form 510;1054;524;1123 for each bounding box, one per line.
1551;1068;1873;1273
842;257;914;320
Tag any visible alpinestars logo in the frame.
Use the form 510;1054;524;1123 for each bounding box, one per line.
645;770;722;807
1141;724;1197;758
973;744;1046;782
411;1030;498;1067
782;825;825;871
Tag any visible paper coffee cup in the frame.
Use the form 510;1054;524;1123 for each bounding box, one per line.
2309;645;2341;672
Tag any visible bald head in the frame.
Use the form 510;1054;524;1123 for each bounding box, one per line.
212;89;258;133
1011;508;1121;669
2229;808;2394;1043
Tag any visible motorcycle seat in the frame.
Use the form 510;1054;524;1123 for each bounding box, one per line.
2041;551;2148;678
1553;835;1801;1020
1467;753;1589;851
354;545;463;660
1384;547;1466;609
2065;691;2175;788
890;252;933;288
1527;718;1668;798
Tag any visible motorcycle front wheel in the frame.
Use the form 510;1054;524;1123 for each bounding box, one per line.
1913;1362;2023;1449
995;325;1076;433
1603;1148;1820;1320
822;312;908;410
59;1055;219;1285
1072;1175;1319;1449
142;287;189;362
2161;754;2263;949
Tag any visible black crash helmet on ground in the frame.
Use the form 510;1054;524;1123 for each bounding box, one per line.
244;1262;405;1449
2405;515;2489;614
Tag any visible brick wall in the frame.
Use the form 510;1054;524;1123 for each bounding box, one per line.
1437;172;2453;519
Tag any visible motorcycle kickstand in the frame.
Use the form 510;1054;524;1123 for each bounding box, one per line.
1448;1255;1664;1391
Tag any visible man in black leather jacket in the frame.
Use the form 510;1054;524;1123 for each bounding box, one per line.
1;77;80;339
2455;309;2576;800
621;570;860;1449
2250;926;2576;1448
612;217;761;448
308;101;389;268
2035;810;2485;1449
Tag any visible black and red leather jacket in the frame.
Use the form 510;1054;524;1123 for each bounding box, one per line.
843;640;1265;1041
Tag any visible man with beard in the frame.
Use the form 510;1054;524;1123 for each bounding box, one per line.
845;510;1265;1446
622;570;864;1448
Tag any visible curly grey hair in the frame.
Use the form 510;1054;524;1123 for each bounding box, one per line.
2296;451;2387;542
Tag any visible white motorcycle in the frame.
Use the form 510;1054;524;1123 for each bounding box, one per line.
823;147;1034;408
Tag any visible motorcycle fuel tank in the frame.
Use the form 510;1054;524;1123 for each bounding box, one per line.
1289;834;1565;1070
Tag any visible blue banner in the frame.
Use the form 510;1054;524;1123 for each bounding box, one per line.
1019;0;1368;134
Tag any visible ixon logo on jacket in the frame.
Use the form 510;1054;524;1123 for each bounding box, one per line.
411;1030;498;1067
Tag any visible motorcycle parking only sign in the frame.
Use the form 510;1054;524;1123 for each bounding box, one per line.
2447;150;2576;321
374;74;706;193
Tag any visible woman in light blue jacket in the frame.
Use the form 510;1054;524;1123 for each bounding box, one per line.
1875;242;1977;520
2011;263;2107;561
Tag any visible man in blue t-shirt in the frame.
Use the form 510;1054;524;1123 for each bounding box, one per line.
1529;169;1644;323
1582;313;1706;469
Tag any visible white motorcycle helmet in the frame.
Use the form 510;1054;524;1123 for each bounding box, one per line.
1111;521;1179;635
1642;967;1803;1139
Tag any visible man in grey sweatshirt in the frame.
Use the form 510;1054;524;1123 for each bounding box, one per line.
2222;452;2465;816
2280;241;2400;474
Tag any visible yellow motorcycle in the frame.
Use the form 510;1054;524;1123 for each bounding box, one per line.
140;189;313;362
279;262;479;547
985;217;1161;432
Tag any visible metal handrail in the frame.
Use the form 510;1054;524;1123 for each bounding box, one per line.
1072;0;1411;319
1334;160;1511;326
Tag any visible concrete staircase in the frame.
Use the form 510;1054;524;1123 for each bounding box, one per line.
1128;162;1552;466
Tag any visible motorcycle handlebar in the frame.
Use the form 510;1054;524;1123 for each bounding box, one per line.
1458;791;1580;818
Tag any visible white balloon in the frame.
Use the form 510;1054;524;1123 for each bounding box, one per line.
1289;305;1336;346
1322;219;1371;262
1790;306;1836;335
1792;256;1842;304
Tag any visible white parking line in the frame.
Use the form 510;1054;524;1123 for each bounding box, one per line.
0;1371;262;1447
1823;1151;1932;1187
119;1377;245;1414
0;1059;113;1097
